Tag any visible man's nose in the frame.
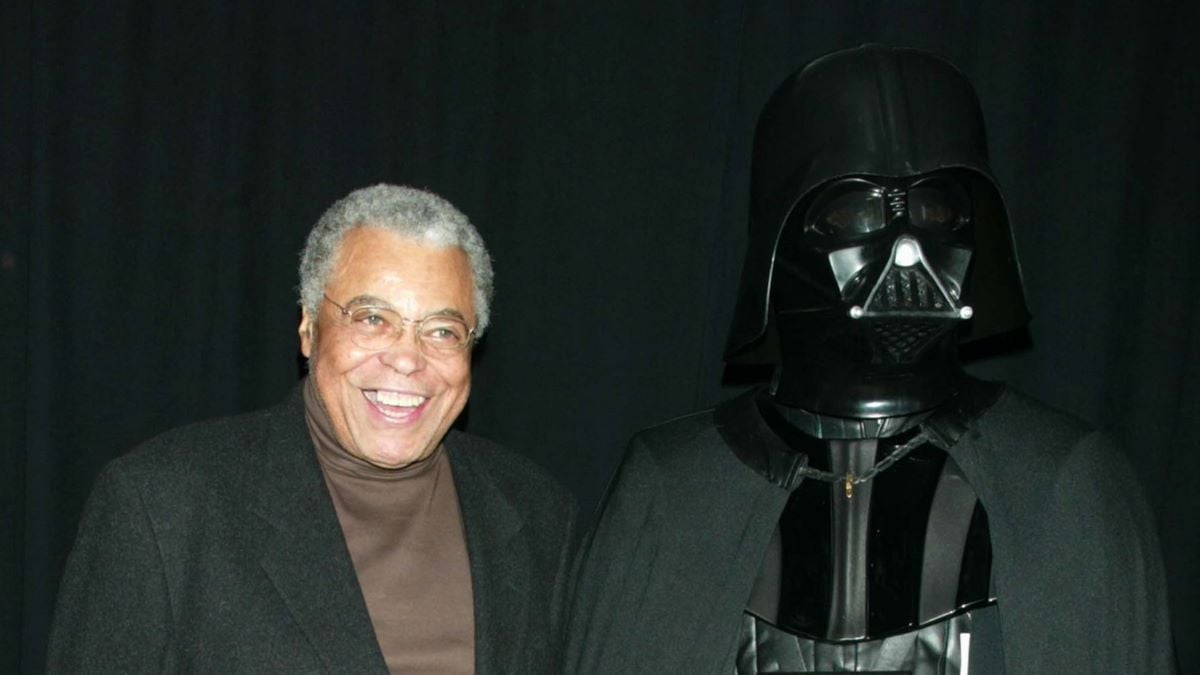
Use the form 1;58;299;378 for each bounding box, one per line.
378;329;427;374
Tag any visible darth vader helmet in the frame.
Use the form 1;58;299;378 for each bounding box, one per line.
726;45;1030;416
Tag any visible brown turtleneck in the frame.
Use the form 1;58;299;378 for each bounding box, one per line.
304;378;475;674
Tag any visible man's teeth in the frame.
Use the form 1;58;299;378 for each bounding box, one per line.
370;391;427;408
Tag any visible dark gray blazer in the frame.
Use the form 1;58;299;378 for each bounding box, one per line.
48;386;577;673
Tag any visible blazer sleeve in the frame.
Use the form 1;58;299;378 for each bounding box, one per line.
46;462;174;673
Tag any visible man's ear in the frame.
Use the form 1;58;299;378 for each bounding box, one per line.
299;308;315;358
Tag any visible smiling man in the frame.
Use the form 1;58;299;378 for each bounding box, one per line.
48;185;577;674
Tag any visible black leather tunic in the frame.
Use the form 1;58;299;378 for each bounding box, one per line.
730;388;1001;674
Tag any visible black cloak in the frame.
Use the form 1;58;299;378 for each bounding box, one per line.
566;387;1174;673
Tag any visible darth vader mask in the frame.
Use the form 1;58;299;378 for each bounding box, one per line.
774;170;976;364
726;44;1030;417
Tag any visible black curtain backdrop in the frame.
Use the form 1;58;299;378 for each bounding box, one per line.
3;2;1197;672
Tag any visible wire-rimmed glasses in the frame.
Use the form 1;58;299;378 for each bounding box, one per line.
323;294;475;357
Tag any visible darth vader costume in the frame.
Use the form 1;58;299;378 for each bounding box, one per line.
566;45;1174;673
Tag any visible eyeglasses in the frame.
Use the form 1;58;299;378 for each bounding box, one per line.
323;294;476;357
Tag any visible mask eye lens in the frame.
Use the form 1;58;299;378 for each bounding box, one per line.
913;198;957;225
806;189;887;238
909;182;970;232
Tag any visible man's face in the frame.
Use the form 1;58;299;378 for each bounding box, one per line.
299;227;475;469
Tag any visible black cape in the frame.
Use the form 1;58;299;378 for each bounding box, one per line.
566;386;1174;673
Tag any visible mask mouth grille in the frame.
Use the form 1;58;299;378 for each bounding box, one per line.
868;267;949;312
872;321;946;361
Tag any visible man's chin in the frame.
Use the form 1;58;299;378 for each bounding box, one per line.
359;442;433;470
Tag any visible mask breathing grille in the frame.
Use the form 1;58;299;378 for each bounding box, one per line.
869;268;948;312
872;322;944;361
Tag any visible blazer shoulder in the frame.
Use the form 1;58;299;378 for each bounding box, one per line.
103;401;286;491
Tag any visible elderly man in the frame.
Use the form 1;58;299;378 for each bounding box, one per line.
48;185;577;673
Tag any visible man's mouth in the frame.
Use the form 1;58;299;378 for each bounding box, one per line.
363;389;428;421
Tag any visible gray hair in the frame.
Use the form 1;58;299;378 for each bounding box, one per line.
298;184;495;335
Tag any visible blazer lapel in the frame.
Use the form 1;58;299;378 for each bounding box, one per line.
447;436;528;675
249;390;386;673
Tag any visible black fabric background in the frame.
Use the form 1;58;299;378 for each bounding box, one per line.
2;2;1196;672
